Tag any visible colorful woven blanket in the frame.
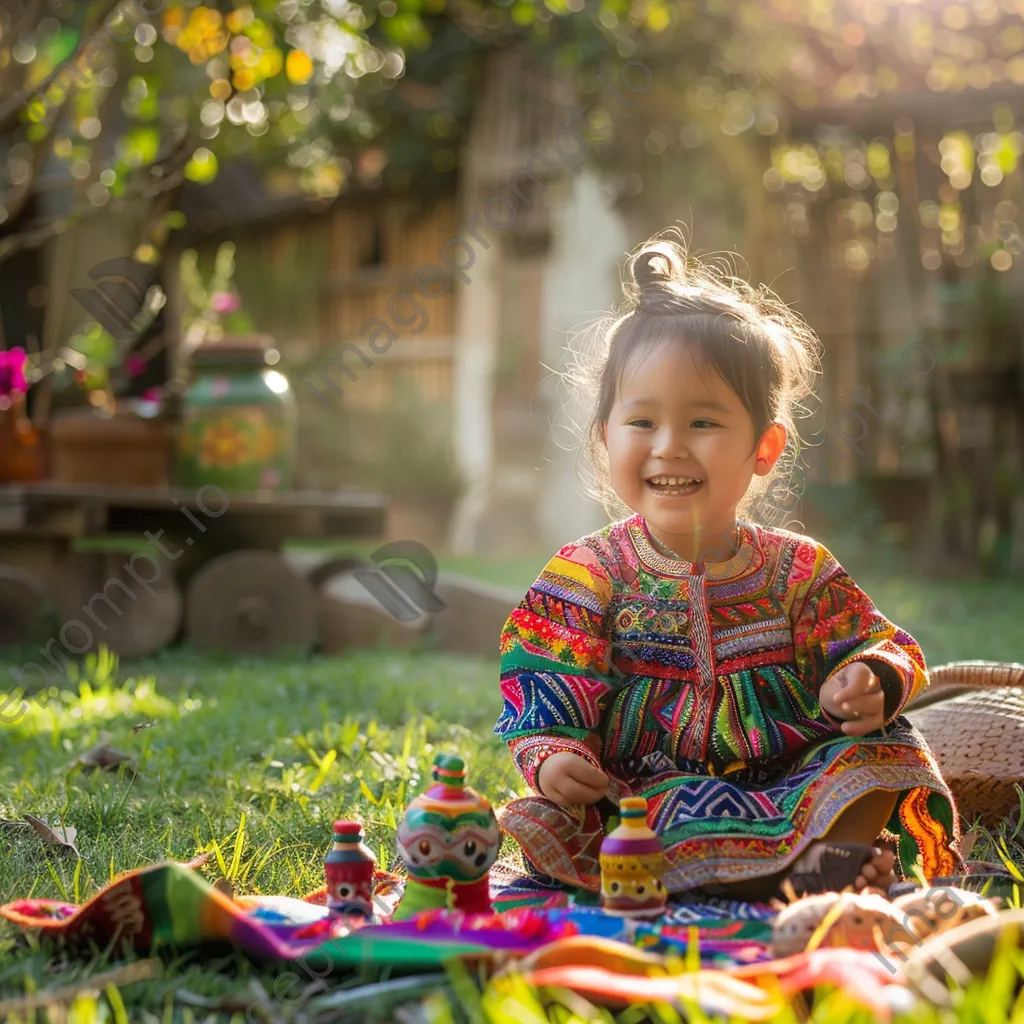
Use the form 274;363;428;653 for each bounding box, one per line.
0;856;772;965
0;856;910;1018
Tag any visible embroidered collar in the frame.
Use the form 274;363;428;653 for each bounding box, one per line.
626;514;762;581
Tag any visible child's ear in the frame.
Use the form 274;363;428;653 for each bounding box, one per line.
753;422;787;476
601;422;608;446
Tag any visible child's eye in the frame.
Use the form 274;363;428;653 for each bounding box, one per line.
628;419;654;428
691;419;719;429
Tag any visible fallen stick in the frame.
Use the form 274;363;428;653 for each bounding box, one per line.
0;957;159;1016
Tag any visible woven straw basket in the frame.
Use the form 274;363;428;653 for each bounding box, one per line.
905;661;1024;828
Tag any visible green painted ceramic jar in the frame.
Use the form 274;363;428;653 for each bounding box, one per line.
175;336;296;492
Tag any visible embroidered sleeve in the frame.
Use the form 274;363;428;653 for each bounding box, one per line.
494;540;617;792
790;540;927;723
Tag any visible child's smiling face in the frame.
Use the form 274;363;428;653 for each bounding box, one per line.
602;339;786;561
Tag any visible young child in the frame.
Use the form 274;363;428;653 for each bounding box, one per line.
494;234;961;900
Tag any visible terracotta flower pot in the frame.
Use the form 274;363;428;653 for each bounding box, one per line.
0;393;48;483
50;407;174;488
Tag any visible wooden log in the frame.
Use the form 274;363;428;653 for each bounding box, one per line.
0;566;51;648
429;573;518;659
53;551;183;659
318;578;428;653
185;550;317;654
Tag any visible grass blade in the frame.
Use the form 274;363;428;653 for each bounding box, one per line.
105;982;128;1024
228;813;247;883
309;749;337;793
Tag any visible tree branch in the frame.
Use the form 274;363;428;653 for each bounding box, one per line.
0;0;125;218
0;133;57;223
0;168;188;262
0;0;100;133
0;60;69;135
0;0;45;109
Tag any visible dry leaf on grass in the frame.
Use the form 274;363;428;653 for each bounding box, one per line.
24;814;81;857
74;738;137;775
958;830;979;861
212;877;235;899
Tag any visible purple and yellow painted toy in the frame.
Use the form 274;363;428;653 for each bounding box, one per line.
599;796;668;919
393;753;500;921
324;820;376;919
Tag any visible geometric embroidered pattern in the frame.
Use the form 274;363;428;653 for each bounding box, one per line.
495;513;961;890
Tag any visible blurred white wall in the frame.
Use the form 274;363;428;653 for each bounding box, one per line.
536;167;626;550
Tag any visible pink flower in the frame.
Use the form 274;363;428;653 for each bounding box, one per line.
125;355;148;377
210;291;242;315
0;348;28;397
141;387;163;403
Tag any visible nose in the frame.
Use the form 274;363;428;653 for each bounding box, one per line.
650;425;689;460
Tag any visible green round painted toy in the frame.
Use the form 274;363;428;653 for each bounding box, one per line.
175;337;296;492
392;753;500;921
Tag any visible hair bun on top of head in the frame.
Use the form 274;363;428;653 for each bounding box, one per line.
628;243;694;315
632;244;683;290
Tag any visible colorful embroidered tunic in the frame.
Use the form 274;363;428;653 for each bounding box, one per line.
494;514;961;891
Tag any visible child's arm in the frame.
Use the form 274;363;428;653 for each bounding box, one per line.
791;541;927;727
495;540;618;795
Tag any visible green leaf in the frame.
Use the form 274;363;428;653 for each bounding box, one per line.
184;148;219;184
105;983;129;1024
207;836;228;878
382;13;431;49
118;126;160;168
997;839;1024;881
228;812;247;881
308;749;337;793
511;2;535;25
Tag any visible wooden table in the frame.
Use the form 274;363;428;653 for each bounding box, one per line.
0;482;388;657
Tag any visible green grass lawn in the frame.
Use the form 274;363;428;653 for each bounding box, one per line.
1;646;513;1022
2;545;1024;1022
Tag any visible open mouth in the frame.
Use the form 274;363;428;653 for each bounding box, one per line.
646;475;703;496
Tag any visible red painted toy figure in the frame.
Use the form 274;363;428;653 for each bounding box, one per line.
324;820;376;919
393;753;501;921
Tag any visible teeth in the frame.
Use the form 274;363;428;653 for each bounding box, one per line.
650;476;700;486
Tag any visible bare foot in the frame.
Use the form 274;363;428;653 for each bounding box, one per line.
854;847;896;893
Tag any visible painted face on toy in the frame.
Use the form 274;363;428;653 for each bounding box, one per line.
329;878;374;913
600;853;667;914
397;811;500;883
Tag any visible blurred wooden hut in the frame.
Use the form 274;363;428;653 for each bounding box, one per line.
169;45;623;557
746;3;1024;574
171;166;462;547
599;6;1024;574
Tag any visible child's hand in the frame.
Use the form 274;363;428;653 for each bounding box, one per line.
820;662;885;736
538;752;609;807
